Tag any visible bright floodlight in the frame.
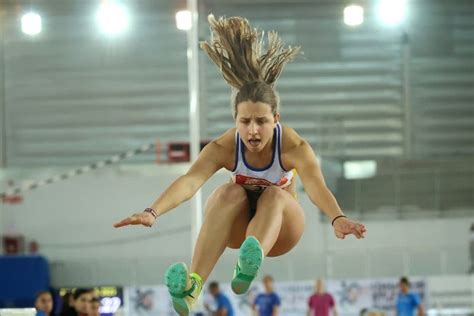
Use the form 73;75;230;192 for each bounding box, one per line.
21;12;42;36
96;2;130;36
377;0;407;25
176;10;192;31
344;5;364;26
344;160;377;179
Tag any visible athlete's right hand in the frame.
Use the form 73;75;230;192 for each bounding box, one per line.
113;211;156;228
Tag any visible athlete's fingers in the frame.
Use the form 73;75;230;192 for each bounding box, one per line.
335;230;345;239
357;224;366;237
113;218;132;228
353;226;363;239
113;214;139;228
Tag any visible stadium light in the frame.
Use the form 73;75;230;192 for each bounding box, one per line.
344;160;377;179
96;2;130;36
377;0;407;26
344;5;364;26
176;10;192;31
21;12;42;36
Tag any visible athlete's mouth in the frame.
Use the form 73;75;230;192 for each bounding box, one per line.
249;139;261;147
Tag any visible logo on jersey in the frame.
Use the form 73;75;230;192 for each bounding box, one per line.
234;174;289;187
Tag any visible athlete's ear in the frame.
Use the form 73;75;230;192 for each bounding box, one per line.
274;113;280;123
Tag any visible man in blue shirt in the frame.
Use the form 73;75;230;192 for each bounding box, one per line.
396;277;424;316
253;275;281;316
205;281;234;316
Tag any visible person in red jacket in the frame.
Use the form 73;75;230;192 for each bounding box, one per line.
307;279;338;316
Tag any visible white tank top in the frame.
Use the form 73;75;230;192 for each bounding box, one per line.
232;123;293;191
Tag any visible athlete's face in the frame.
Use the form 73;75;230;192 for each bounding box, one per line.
235;101;279;153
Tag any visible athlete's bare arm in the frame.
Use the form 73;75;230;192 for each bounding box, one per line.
113;128;236;228
280;126;366;239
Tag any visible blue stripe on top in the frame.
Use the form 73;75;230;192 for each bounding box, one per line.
276;123;289;172
231;131;240;172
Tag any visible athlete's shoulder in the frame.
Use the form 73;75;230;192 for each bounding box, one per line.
206;128;237;156
199;128;236;170
280;124;306;152
213;128;236;147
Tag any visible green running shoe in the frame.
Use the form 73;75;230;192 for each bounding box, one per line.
165;262;203;316
231;236;263;295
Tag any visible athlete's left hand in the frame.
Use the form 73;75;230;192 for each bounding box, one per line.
333;217;366;239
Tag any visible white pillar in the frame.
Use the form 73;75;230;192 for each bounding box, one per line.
186;0;202;253
0;12;6;253
0;13;6;168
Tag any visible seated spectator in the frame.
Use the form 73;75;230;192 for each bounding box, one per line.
61;289;94;316
35;291;53;316
90;296;101;316
60;292;74;316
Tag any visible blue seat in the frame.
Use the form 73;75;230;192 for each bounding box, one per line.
0;256;50;308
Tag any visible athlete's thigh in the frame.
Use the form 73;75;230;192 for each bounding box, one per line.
204;183;250;248
265;190;305;257
204;183;247;217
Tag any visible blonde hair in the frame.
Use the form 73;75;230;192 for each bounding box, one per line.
201;15;300;117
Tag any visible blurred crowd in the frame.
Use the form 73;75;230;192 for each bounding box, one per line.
34;289;100;316
33;275;423;316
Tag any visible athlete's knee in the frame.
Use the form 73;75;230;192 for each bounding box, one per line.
216;183;247;202
255;187;287;214
259;186;286;203
206;184;247;209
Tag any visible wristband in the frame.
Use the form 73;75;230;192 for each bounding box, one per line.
331;215;346;226
144;207;158;219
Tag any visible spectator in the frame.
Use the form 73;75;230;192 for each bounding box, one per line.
90;296;101;316
396;277;424;316
204;282;234;316
35;291;53;316
253;275;280;316
60;292;75;316
307;279;337;316
61;289;94;316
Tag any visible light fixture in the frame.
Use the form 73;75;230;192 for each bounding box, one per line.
96;2;130;36
344;160;377;179
21;12;42;36
176;10;192;31
377;0;407;26
344;5;364;26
